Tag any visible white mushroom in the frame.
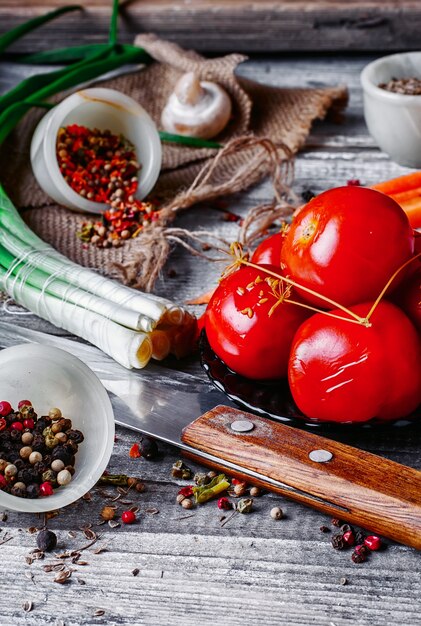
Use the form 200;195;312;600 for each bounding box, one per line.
161;72;232;140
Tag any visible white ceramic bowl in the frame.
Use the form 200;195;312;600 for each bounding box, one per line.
0;344;115;513
30;87;162;214
361;52;421;168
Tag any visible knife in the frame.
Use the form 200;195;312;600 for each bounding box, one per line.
0;322;420;549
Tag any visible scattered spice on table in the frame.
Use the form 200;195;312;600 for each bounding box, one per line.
379;77;421;95
0;400;84;498
56;124;161;247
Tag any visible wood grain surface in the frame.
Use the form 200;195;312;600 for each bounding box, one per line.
1;0;421;53
0;54;420;625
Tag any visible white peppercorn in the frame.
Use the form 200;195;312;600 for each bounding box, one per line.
19;446;33;459
29;451;43;464
270;506;283;520
57;469;72;486
21;432;34;445
51;459;65;472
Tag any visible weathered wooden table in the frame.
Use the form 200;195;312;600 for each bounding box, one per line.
0;52;420;625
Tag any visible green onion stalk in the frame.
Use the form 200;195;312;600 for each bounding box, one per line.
0;1;205;367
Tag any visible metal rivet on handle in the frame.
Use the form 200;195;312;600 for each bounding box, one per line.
230;420;255;433
309;449;333;463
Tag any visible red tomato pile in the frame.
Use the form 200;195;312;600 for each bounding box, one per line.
205;186;421;424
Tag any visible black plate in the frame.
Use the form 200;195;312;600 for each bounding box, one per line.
199;330;421;433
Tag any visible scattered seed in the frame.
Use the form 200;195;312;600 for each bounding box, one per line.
145;508;159;515
340;577;348;585
54;570;71;584
77;578;86;585
320;525;330;533
132;568;140;576
22;600;33;613
93;609;105;617
108;520;120;529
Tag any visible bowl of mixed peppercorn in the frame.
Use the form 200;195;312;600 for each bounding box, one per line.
0;343;115;512
30;87;162;216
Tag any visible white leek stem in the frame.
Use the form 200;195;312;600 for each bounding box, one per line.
0;266;152;369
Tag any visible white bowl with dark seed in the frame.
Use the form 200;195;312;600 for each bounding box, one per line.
0;344;115;513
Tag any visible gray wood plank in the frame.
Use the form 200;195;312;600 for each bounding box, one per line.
1;1;421;53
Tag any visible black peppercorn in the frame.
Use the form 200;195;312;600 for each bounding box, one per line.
340;524;353;534
139;436;159;460
36;529;57;552
354;530;366;545
320;525;330;533
302;189;316;202
33;461;48;476
10;429;22;441
32;435;46;454
331;533;346;550
351;551;366;564
34;418;48;433
51;447;72;466
26;484;40;499
11;485;27;498
66;429;84;444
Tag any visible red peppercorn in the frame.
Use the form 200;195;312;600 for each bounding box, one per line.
0;401;12;417
0;418;6;432
231;478;246;486
10;421;23;432
178;486;194;498
0;475;7;488
18;400;32;409
217;497;232;510
23;419;35;430
40;481;54;497
121;510;136;524
342;530;355;546
364;535;382;551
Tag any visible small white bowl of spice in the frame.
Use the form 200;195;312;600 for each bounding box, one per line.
0;343;115;513
361;51;421;168
30;87;162;214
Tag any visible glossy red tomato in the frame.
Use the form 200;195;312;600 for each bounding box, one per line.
394;268;421;333
281;186;414;308
205;265;310;380
288;300;421;423
251;232;285;266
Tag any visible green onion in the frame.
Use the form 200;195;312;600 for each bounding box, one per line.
108;0;120;47
0;5;82;55
159;131;222;149
0;45;150;144
20;43;140;65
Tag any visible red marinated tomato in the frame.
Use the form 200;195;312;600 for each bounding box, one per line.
288;301;421;423
394;268;421;333
281;187;414;308
205;265;309;380
251;232;285;266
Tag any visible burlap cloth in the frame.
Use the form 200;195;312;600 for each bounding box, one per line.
0;35;348;291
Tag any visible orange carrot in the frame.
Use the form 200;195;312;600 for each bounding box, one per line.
371;171;421;196
371;172;421;229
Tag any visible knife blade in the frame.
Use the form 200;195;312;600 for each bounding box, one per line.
1;322;420;549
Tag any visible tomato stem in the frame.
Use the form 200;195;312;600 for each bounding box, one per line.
228;242;365;324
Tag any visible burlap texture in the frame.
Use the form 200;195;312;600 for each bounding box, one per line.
0;35;348;291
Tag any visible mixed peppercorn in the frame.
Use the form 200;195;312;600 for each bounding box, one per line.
56;124;160;247
0;400;84;499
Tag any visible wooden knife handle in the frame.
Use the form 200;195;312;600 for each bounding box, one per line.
181;405;421;549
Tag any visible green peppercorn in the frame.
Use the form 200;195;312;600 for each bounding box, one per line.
42;469;57;485
237;498;253;514
45;433;60;449
193;472;211;486
48;408;62;420
171;460;192;480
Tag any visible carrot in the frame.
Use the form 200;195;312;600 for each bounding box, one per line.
371;171;421;196
371;172;421;229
